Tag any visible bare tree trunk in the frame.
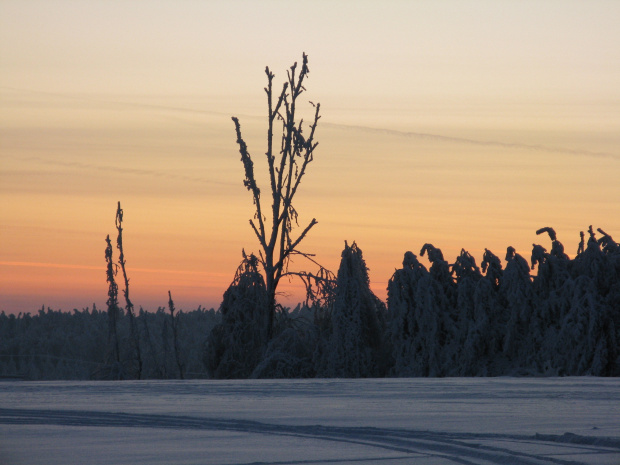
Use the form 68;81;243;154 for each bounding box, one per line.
168;291;184;379
104;234;122;379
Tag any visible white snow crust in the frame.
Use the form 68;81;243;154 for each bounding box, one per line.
1;377;619;464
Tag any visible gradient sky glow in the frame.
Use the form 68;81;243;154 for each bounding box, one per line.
1;0;619;314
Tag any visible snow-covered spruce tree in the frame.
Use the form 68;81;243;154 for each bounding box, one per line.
318;242;387;378
555;275;606;375
473;249;504;375
450;249;487;376
231;53;321;341
598;228;620;375
529;227;572;373
481;248;503;290
386;251;428;376
500;246;534;372
411;244;457;376
573;227;620;304
204;253;269;379
558;227;619;376
532;227;570;292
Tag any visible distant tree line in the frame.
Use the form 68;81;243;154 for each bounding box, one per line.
2;225;617;380
0;305;219;380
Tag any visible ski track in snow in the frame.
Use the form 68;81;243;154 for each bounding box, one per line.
2;407;619;465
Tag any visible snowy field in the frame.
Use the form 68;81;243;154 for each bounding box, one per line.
1;378;619;465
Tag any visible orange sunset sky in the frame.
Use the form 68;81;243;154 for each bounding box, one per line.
1;1;619;314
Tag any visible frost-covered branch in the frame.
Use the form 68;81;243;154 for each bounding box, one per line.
231;53;324;339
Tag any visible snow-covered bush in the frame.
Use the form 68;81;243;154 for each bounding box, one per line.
252;325;317;379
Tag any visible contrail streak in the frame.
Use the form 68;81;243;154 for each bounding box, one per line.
5;86;617;161
323;122;620;161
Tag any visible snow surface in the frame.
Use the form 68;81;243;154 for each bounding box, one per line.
1;377;619;465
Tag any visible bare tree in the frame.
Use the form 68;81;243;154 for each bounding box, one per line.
231;53;321;338
167;290;184;379
115;202;143;379
104;234;122;379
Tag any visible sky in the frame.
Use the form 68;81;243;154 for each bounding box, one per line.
1;0;619;314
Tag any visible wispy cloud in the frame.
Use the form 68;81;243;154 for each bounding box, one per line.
1;86;231;117
0;261;101;271
12;155;235;187
0;260;225;277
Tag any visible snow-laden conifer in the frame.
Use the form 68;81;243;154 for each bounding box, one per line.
204;253;269;379
410;244;456;376
386;251;428;375
472;249;504;375
319;242;385;378
501;246;534;371
451;249;487;375
529;229;572;372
